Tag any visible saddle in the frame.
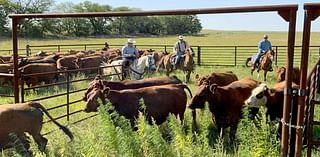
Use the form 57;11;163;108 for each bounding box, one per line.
170;54;186;66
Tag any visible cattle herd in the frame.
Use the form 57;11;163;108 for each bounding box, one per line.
0;46;304;154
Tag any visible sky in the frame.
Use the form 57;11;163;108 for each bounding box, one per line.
54;0;320;32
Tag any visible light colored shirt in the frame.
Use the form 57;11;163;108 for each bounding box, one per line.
258;39;272;54
122;45;139;59
174;40;189;55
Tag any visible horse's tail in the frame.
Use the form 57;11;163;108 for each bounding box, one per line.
245;57;252;67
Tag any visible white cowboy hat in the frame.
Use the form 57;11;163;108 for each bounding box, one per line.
127;38;136;44
178;35;184;40
263;34;268;39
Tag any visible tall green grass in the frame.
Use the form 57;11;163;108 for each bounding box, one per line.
1;65;319;157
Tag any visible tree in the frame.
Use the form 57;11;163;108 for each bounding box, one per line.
0;0;11;36
73;1;113;36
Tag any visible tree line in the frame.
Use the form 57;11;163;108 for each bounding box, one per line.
0;0;202;38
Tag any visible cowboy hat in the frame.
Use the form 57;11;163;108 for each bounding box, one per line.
127;38;136;44
178;35;184;40
263;34;268;39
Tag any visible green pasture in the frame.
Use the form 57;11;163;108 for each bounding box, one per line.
1;29;320;67
0;30;320;156
0;64;319;157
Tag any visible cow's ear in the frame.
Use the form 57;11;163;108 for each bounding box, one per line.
103;87;110;96
209;84;218;94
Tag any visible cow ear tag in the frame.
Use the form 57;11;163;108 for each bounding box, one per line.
209;84;218;94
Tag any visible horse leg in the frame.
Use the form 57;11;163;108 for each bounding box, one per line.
186;71;191;83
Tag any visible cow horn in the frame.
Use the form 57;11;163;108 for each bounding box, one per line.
209;84;218;94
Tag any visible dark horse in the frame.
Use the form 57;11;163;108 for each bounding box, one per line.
157;49;194;83
251;49;274;81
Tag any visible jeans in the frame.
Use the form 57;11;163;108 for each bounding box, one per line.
174;55;182;66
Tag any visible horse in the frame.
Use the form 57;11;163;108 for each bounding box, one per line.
102;54;156;81
158;49;194;83
251;49;274;81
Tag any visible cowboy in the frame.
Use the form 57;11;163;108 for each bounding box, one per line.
122;38;139;68
173;35;191;69
253;34;273;71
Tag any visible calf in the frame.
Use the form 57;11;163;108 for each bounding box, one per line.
0;102;73;152
189;77;260;141
83;84;192;125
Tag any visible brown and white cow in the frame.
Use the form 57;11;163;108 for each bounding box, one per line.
83;84;192;125
83;75;182;101
246;81;299;122
19;63;57;87
189;77;260;141
245;81;299;137
275;66;301;84
195;71;238;86
0;102;73;152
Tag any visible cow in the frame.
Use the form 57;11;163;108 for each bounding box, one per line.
275;66;301;84
195;71;238;86
188;77;260;141
56;56;79;71
19;63;58;87
18;54;61;67
0;102;73;153
83;83;192;126
245;81;299;137
83;75;182;101
0;56;12;63
74;56;103;75
0;63;13;86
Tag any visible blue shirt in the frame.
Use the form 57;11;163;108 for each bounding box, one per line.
122;45;139;59
258;39;272;53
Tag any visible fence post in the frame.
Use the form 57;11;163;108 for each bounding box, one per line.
318;48;320;56
197;46;201;66
20;77;25;103
66;71;70;121
275;46;278;66
105;42;109;48
58;45;61;52
26;45;30;56
84;45;87;51
164;46;167;52
234;46;237;66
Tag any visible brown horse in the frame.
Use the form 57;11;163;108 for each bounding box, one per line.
251;49;274;81
158;49;194;82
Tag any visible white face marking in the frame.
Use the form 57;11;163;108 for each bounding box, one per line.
246;83;268;108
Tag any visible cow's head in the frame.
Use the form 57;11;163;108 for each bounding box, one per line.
82;76;104;102
245;83;270;119
83;87;105;113
275;66;286;82
146;54;156;71
188;83;215;109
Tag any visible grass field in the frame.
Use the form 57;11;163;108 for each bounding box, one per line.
1;65;320;157
0;30;320;156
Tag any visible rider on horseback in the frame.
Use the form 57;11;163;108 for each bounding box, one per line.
122;39;139;78
253;34;273;71
122;38;139;67
173;35;192;70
